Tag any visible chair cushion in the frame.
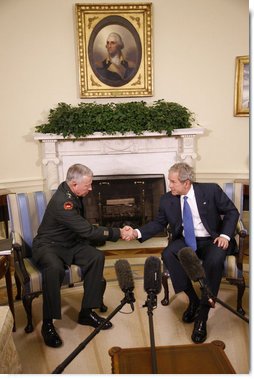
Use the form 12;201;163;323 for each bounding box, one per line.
223;255;240;279
16;258;84;294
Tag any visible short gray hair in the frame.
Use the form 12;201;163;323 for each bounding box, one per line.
169;163;195;183
66;164;93;183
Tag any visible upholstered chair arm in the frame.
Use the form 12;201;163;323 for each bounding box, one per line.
11;232;31;284
235;219;248;270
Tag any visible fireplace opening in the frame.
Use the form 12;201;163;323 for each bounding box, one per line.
85;174;167;236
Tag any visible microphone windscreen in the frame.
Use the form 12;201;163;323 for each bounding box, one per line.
115;259;135;293
178;247;205;282
144;256;162;294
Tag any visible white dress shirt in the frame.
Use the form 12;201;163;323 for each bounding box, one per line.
183;185;230;241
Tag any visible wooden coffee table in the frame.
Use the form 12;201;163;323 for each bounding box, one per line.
109;340;235;374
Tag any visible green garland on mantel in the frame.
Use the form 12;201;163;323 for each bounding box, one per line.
35;99;197;138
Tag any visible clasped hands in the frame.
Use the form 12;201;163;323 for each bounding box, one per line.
120;226;138;241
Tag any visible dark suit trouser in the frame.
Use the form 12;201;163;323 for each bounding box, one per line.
162;237;235;298
33;243;105;320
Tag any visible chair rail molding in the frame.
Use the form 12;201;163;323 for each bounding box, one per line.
33;128;205;190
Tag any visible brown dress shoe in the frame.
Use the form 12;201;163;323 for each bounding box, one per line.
182;301;199;323
191;319;207;343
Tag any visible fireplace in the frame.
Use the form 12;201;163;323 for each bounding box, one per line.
85;174;166;234
34;130;204;237
34;129;204;191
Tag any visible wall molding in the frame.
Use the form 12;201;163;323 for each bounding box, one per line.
196;172;249;183
0;178;43;193
0;172;249;194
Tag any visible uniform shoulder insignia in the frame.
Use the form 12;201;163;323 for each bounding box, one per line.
66;191;73;199
63;201;74;210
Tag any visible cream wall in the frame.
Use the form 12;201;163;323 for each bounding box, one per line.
0;0;249;191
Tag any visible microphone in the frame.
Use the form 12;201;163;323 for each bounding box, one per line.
115;259;135;310
115;259;135;292
144;256;162;295
178;247;205;282
178;247;215;307
177;247;249;323
143;256;162;374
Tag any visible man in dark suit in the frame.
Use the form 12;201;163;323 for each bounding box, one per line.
126;163;239;343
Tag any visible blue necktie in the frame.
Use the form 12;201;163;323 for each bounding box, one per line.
183;196;197;251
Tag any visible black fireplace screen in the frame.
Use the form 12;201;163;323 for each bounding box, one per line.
85;174;166;235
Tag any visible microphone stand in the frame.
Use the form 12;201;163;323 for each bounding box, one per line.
199;282;249;323
143;291;158;374
52;291;135;374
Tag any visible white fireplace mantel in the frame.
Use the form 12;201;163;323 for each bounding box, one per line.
34;128;205;190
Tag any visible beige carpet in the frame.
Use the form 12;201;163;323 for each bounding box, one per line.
12;262;249;375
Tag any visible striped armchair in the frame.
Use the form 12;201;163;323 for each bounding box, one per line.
161;183;248;316
7;191;107;333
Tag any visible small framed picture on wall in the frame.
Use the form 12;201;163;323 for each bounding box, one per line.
234;55;249;117
75;3;153;98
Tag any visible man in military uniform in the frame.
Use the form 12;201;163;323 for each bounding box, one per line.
32;163;131;348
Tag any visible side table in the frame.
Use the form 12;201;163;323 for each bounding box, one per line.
0;239;15;331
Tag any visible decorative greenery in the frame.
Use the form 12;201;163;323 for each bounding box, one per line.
35;100;196;138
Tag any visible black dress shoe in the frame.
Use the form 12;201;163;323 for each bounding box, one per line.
41;322;63;348
182;301;199;323
78;310;113;329
191;319;207;343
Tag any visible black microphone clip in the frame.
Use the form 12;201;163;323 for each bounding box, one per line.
124;290;135;311
143;290;158;309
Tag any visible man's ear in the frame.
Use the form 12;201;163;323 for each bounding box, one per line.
69;179;77;189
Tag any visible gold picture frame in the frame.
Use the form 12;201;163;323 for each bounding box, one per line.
234;55;249;117
75;3;153;98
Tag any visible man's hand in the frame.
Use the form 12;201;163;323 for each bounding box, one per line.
213;236;229;250
120;226;138;241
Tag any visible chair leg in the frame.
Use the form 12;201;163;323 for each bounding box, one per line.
226;277;246;315
22;292;41;333
236;277;246;315
14;272;22;300
161;271;170;306
100;277;108;312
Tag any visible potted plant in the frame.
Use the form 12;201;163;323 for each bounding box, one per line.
35;99;197;138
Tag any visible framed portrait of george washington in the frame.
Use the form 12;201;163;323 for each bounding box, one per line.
75;3;153;98
234;55;249;117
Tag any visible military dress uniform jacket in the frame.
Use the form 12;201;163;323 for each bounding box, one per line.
32;181;121;263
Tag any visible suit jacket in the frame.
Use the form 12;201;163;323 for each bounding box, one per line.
139;182;239;243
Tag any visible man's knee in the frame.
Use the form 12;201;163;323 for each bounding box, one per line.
162;239;186;262
93;248;105;263
44;263;66;279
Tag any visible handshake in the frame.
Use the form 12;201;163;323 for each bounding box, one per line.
120;226;138;241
